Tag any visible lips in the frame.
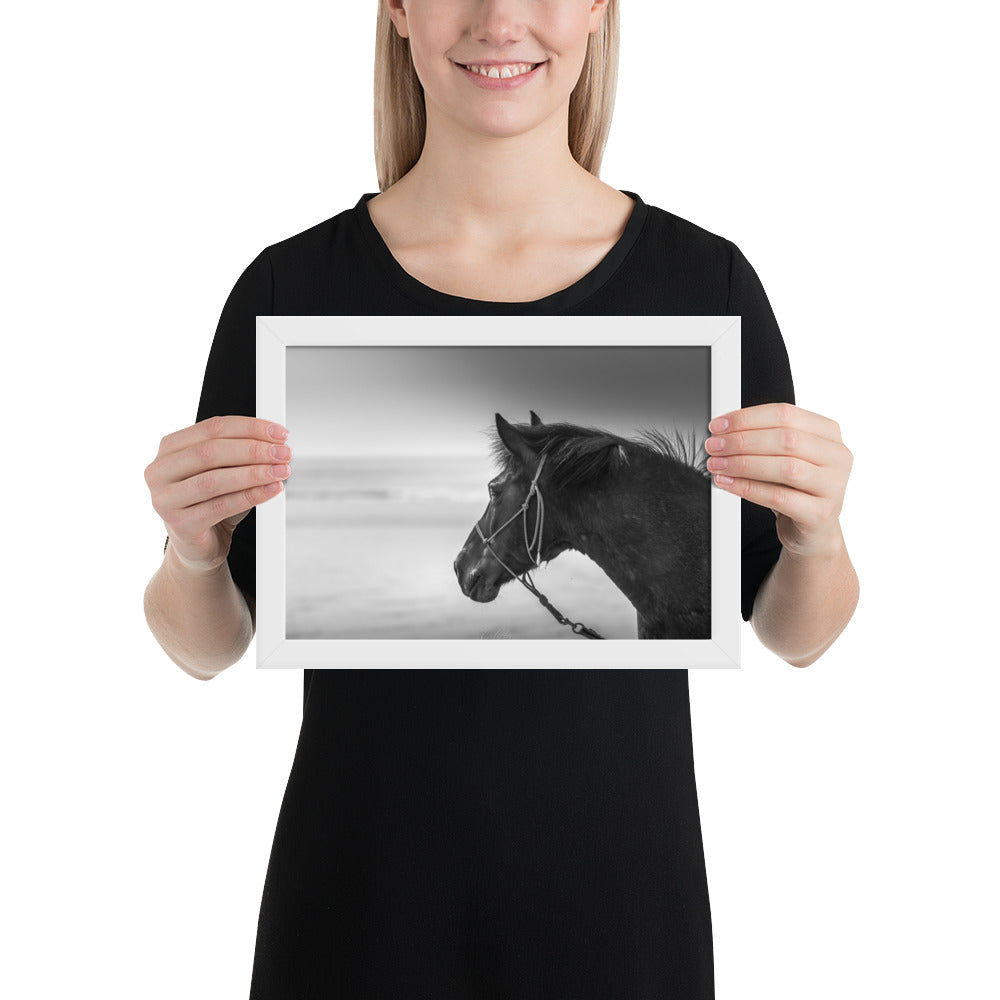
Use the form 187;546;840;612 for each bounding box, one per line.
454;60;547;90
458;60;542;72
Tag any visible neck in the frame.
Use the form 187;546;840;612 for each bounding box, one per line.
395;101;595;240
557;453;711;640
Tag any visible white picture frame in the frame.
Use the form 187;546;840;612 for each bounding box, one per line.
256;315;741;668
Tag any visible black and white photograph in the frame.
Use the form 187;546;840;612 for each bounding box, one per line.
256;315;742;668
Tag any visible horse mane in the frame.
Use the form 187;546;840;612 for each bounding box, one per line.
633;425;712;480
486;420;711;491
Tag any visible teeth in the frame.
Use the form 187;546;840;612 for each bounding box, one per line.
462;62;537;79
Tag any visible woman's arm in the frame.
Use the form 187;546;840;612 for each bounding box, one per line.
748;522;859;667
706;401;858;667
143;540;255;680
142;415;286;680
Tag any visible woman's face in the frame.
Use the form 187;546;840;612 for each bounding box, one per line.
387;0;610;140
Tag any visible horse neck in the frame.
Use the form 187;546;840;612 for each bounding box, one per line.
556;450;711;630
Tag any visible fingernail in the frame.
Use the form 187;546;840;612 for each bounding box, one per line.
268;424;289;440
709;417;729;433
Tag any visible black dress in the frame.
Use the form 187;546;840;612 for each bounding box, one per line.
185;191;795;999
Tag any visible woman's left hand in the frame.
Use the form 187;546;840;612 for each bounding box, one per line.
704;402;853;559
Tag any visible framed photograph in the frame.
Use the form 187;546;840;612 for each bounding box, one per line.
256;316;741;668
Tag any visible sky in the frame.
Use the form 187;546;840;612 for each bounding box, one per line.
286;344;710;457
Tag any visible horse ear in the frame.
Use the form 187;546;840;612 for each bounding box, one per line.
529;410;542;426
496;412;537;465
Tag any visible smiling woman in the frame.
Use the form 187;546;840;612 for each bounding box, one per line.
373;0;619;193
142;0;857;997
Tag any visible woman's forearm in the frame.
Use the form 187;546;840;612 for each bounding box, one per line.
750;522;859;667
143;541;254;680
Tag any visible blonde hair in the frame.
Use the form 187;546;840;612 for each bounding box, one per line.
373;1;620;192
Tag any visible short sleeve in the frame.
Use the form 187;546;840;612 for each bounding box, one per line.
163;248;273;600
725;241;796;622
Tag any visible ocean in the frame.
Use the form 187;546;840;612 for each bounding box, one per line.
284;455;638;639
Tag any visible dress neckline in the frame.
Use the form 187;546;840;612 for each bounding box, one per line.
353;190;648;312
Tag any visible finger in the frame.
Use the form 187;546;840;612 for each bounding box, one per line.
150;436;293;491
704;427;845;469
706;452;831;498
155;461;291;520
156;415;288;461
167;473;287;539
711;474;829;527
710;402;843;443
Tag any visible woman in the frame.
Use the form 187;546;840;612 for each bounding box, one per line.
144;1;858;996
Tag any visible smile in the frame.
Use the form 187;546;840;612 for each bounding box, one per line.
454;60;546;90
458;62;540;78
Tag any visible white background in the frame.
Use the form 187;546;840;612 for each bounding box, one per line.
3;1;996;997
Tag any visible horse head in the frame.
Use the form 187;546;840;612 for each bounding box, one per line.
453;410;565;603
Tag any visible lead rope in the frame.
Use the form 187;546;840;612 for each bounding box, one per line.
475;454;604;640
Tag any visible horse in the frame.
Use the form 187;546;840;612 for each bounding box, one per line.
453;411;712;640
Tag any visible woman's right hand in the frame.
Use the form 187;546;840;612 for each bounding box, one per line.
145;415;292;574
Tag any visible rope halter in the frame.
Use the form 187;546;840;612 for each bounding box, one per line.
473;452;605;640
